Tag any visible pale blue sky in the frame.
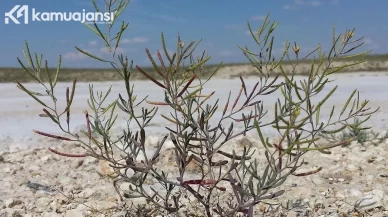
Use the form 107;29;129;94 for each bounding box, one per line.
1;0;387;68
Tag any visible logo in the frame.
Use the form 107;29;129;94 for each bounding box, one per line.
5;5;115;24
5;5;29;24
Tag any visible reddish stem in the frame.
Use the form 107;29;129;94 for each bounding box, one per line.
231;86;243;111
136;65;166;89
84;111;91;145
177;74;197;98
48;147;87;158
33;130;76;141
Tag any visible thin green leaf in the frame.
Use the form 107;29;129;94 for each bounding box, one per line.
75;47;109;62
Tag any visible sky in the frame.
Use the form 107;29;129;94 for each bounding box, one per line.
1;0;387;68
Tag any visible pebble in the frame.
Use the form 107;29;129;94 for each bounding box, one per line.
311;176;326;185
350;189;363;197
346;164;358;172
0;134;388;216
355;189;385;210
5;198;22;208
95;160;118;178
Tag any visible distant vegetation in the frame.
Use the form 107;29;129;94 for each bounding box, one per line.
2;54;388;83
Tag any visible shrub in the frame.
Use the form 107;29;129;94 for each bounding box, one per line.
15;0;379;216
320;117;388;147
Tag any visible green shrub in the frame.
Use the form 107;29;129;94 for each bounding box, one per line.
15;0;379;216
320;117;388;147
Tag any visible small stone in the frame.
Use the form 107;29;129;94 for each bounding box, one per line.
350;189;363;197
36;196;52;207
5;198;23;208
83;157;98;164
237;137;253;148
78;188;95;199
40;155;51;162
312;176;326;185
0;208;24;217
135;152;146;163
57;175;73;185
65;209;86;217
355;189;385;210
335;193;345;199
145;136;160;147
28;165;41;171
351;141;359;147
286;211;297;217
368;157;376;163
41;212;63;217
96;160;118;178
346;164;358;172
73;159;84;168
0;200;4;209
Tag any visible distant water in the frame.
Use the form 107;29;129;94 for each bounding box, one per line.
1;72;388;152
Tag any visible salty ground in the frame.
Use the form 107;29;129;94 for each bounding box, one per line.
1;71;388;152
1;72;388;216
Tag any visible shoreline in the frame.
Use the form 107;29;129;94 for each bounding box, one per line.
1;58;388;83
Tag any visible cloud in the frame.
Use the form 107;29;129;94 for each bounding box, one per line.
224;24;244;30
295;0;322;6
99;47;126;55
284;5;297;10
364;38;379;50
225;16;265;31
137;10;187;23
219;51;233;56
250;15;266;21
63;47;127;61
284;0;323;10
63;40;129;61
63;51;88;60
89;40;97;46
121;37;149;44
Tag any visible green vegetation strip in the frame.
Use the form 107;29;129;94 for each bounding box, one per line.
1;54;387;83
